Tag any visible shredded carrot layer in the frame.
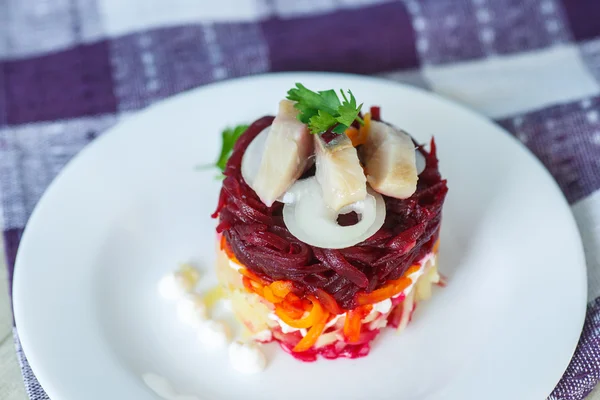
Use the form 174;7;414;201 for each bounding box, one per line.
263;286;283;303
343;305;372;343
239;267;269;286
433;238;440;254
223;236;432;352
278;300;305;319
270;281;294;298
275;295;325;329
357;276;413;305
405;264;421;276
293;310;329;352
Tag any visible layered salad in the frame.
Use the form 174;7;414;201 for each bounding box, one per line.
211;84;448;363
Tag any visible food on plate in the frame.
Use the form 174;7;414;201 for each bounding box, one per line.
314;131;366;211
250;99;314;206
361;120;418;199
210;83;448;362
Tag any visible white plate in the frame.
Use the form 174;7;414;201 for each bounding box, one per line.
13;73;587;400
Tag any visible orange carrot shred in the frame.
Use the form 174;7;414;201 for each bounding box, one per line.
406;264;421;276
239;267;268;286
345;127;362;147
343;309;363;343
275;295;324;329
293;311;330;352
356;277;412;305
270;281;293;298
433;239;440;254
263;286;283;303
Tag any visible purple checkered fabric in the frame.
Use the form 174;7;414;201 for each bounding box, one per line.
1;1;600;399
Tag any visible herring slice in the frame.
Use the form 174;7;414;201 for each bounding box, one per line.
252;100;314;206
314;133;367;211
361;120;418;199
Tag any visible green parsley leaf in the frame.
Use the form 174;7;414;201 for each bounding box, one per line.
308;110;338;134
287;84;340;117
291;102;318;124
336;89;363;127
286;83;363;135
332;124;349;134
215;124;249;173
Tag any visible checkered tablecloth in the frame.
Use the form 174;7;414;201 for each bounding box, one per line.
1;1;599;399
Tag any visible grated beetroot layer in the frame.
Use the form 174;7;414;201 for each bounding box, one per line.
212;112;448;310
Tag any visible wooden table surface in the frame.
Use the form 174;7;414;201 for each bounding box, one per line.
0;230;597;400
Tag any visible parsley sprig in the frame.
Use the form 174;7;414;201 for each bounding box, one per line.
286;83;364;134
206;84;363;178
215;124;249;172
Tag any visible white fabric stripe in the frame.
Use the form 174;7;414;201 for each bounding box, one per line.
0;115;119;230
98;0;395;38
0;0;103;60
263;0;390;18
580;38;600;83
423;45;600;119
572;190;600;302
98;0;262;37
376;68;431;90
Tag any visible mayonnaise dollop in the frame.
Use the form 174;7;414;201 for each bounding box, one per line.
197;320;231;347
176;293;207;327
158;273;192;300
228;341;267;374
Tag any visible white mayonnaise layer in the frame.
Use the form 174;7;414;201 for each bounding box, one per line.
252;330;273;342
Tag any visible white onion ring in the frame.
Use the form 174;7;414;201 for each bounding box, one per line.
415;149;426;175
282;177;386;249
241;126;270;187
